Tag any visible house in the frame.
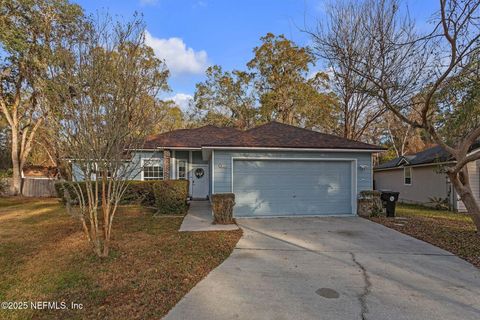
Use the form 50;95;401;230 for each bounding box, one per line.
22;165;58;179
73;122;384;217
373;144;480;212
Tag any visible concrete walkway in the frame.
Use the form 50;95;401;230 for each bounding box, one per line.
179;201;239;232
166;216;480;320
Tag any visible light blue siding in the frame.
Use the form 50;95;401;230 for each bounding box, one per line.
212;150;373;216
129;151;164;180
72;150;163;181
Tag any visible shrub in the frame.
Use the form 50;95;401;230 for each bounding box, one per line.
359;190;381;199
0;172;8;195
0;169;13;177
211;193;235;224
56;180;189;213
55;181;92;205
153;180;189;215
358;190;383;217
428;196;450;210
55;180;156;206
121;181;157;206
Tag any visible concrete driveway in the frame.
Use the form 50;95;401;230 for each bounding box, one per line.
165;217;480;320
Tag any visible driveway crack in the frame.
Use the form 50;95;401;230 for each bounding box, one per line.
350;252;371;320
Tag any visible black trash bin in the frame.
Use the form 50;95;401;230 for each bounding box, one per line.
380;191;400;217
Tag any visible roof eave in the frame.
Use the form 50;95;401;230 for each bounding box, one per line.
374;160;455;171
201;146;385;152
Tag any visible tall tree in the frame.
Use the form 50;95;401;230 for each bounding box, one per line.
193;33;337;131
152;99;187;133
46;14;169;257
248;33;337;130
434;58;480;145
380;110;427;159
194;65;257;130
312;0;480;231
0;0;84;195
310;1;385;140
0;117;9;170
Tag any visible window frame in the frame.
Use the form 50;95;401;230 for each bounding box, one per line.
177;159;187;180
404;166;412;185
141;158;164;181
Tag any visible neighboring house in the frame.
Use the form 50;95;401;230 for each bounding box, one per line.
73;122;383;217
373;145;480;212
22;165;58;179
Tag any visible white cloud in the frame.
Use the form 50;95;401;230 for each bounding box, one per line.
145;31;208;76
167;93;193;111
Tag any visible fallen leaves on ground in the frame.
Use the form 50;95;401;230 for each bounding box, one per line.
0;198;242;320
369;204;479;268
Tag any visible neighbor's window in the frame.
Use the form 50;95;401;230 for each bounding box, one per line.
142;158;163;180
178;160;187;180
404;167;412;185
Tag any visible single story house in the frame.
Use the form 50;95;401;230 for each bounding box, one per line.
373;144;480;212
74;122;384;217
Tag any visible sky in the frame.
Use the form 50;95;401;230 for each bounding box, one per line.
74;0;439;110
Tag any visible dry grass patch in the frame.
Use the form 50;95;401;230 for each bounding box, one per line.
368;203;480;268
0;197;242;320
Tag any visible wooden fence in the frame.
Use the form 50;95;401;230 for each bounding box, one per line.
2;178;58;198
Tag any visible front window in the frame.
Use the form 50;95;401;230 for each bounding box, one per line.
143;158;163;180
404;167;412;185
178;160;187;180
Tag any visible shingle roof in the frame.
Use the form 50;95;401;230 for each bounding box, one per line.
204;122;383;150
374;143;480;170
144;121;384;150
144;125;240;149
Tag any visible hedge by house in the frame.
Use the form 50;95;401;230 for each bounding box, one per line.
55;180;189;214
357;190;384;217
153;180;189;215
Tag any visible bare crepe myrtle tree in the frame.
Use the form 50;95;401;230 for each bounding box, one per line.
313;0;480;230
309;1;386;141
46;14;169;257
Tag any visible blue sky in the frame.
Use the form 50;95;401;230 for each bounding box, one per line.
74;0;439;110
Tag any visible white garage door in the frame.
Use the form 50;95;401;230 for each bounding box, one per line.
233;159;354;217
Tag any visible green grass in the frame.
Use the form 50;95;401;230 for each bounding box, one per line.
396;203;473;222
369;203;479;268
0;197;242;320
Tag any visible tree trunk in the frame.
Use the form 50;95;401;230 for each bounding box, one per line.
10;129;23;195
448;171;480;233
101;242;109;257
11;167;23;196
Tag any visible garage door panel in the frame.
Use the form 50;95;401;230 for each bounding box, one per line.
233;160;353;216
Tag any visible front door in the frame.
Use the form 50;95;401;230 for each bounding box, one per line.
191;165;209;199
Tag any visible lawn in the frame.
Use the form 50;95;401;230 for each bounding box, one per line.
369;203;480;268
0;197;242;320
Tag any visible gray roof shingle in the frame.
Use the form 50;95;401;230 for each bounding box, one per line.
144;122;384;151
375;142;480;170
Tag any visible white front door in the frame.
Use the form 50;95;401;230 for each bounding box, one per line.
191;165;209;199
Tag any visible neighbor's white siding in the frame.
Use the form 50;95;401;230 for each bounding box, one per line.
374;165;451;205
456;160;480;212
